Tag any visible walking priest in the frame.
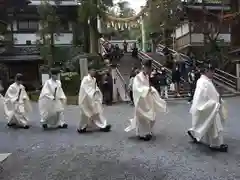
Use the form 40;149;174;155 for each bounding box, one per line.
38;68;68;129
125;59;167;141
4;73;31;129
187;63;228;152
77;68;111;133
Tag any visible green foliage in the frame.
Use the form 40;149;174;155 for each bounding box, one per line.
149;0;182;31
37;0;62;67
77;0;113;53
105;1;140;39
60;72;80;96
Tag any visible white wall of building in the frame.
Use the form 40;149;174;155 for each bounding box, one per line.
191;34;231;43
191;34;204;43
11;21;73;45
218;34;231;43
175;23;190;39
29;0;78;6
13;33;73;45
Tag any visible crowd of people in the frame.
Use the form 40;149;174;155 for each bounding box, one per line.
128;64;201;103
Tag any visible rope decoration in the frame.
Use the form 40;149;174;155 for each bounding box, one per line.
103;0;149;30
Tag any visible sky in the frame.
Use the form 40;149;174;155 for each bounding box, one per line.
113;0;147;13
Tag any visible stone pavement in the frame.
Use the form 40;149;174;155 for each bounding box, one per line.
0;98;240;180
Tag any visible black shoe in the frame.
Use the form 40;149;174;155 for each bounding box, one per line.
23;125;30;129
187;130;198;143
100;124;111;132
77;128;87;133
42;124;48;129
138;134;152;141
59;124;68;129
7;123;16;127
209;144;228;152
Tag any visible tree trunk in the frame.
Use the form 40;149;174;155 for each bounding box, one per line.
163;29;171;47
230;0;240;48
83;21;90;53
89;17;99;54
151;39;156;52
49;33;54;67
89;0;99;54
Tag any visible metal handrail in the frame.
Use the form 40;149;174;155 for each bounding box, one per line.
116;68;129;99
100;39;129;99
214;73;236;84
215;68;237;79
138;51;187;84
156;43;238;90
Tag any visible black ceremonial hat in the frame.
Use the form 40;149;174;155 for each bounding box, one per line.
142;59;152;68
15;73;23;81
203;61;216;71
50;68;60;75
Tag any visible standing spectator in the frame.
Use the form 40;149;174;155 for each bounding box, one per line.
150;69;160;92
123;40;128;53
172;64;181;97
128;71;136;105
132;43;138;58
159;67;168;99
195;66;201;81
187;68;196;103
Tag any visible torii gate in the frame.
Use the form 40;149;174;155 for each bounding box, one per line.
98;4;149;52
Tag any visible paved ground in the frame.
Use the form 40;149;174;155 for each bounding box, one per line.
0;98;240;180
118;53;141;82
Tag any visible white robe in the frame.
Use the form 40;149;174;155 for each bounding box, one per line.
4;82;32;126
78;74;107;129
188;75;227;146
38;79;67;127
125;72;167;136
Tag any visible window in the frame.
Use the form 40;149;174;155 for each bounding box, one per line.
18;21;39;31
60;21;69;31
26;40;31;45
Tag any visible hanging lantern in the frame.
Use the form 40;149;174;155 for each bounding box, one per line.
111;21;114;27
121;23;124;30
114;23;118;30
118;22;121;29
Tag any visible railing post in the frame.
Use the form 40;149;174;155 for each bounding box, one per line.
110;64;118;102
79;57;88;80
236;61;240;91
140;15;146;52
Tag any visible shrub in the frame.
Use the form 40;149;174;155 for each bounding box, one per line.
60;72;80;96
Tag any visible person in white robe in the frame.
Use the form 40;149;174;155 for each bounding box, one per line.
38;68;68;129
187;63;228;152
77;68;111;133
4;73;31;129
125;60;167;141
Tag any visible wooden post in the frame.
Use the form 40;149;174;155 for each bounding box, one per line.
79;58;88;80
236;61;240;91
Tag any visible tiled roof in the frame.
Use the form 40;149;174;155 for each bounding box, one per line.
205;0;222;3
184;0;230;5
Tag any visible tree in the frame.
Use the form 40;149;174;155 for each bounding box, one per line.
37;0;62;67
148;0;182;46
77;0;113;54
104;1;139;40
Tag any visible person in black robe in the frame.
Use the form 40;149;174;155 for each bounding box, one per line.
102;71;113;105
123;40;128;53
172;64;181;97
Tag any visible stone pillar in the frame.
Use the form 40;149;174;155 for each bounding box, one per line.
140;15;146;52
236;61;240;90
111;65;118;102
79;58;88;80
